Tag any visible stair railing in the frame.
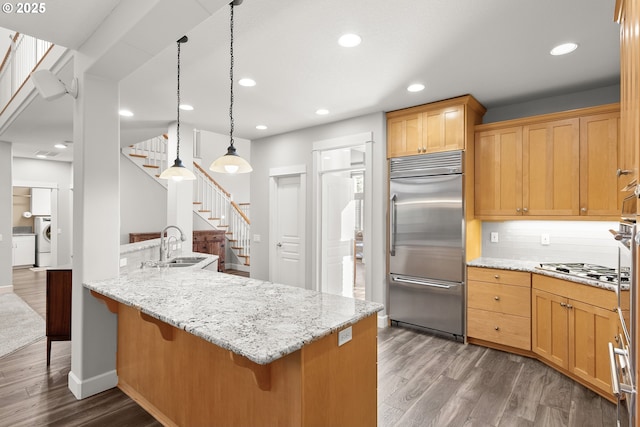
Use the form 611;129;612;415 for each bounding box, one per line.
0;32;54;113
230;201;251;259
129;134;168;172
193;162;232;224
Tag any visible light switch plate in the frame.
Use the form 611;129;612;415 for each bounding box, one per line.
253;234;261;242
490;232;499;243
541;234;551;245
338;326;353;346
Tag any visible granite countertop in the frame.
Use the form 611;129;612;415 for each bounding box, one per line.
84;266;383;365
467;257;619;292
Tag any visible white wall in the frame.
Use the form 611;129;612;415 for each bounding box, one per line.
481;221;619;268
12;157;73;266
483;84;620;123
119;153;167;244
197;129;250;204
250;112;387;312
0;142;12;289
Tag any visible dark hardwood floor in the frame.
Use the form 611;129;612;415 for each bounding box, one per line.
2;269;617;426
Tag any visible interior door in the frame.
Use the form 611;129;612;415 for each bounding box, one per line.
273;175;304;288
321;172;355;297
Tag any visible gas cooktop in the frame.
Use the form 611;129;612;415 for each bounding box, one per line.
537;263;629;285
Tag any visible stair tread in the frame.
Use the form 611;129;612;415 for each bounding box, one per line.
143;164;159;169
198;210;211;213
193;202;202;205
129;153;148;158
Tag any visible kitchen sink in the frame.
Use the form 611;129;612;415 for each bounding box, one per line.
166;256;207;267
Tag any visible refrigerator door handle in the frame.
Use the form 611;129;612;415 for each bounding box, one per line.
390;193;397;256
392;276;452;289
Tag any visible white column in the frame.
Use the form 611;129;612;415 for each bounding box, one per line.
0;141;12;291
68;53;120;399
166;121;194;250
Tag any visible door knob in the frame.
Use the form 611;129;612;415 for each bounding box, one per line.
276;242;282;247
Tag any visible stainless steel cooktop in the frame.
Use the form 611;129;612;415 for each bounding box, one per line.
537;262;629;285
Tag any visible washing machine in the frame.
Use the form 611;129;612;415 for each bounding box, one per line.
35;216;52;267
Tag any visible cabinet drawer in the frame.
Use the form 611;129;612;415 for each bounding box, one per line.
468;281;531;317
467;308;531;350
467;267;531;287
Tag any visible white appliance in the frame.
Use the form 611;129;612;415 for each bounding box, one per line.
35;216;52;267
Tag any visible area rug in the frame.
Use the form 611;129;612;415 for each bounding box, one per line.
0;293;45;358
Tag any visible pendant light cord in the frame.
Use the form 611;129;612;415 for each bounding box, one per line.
176;39;182;160
229;2;235;148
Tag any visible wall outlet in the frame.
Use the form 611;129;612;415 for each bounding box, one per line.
254;234;261;243
541;234;551;246
338;326;353;346
490;232;499;243
119;257;128;267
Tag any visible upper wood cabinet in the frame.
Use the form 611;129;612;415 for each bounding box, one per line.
386;95;485;158
474;104;621;220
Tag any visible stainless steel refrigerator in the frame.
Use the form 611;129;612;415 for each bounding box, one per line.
388;151;465;338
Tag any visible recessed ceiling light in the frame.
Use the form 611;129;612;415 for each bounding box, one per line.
550;42;578;56
54;143;67;149
36;154;47;158
256;125;267;130
239;78;256;87
338;33;362;48
119;109;134;117
316;109;330;115
179;104;194;111
407;83;425;92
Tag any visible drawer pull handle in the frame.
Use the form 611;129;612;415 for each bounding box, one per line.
494;274;500;279
494;296;500;301
560;302;567;307
494;326;500;331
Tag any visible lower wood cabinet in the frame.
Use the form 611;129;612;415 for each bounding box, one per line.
467;267;531;350
46;269;72;365
531;274;618;398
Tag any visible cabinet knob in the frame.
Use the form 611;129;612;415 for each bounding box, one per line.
617;168;632;177
581;207;587;213
516;208;521;213
494;326;500;331
523;207;529;213
560;302;567;307
494;274;500;279
566;304;573;309
494;296;500;301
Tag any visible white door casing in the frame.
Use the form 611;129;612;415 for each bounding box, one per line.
269;166;306;288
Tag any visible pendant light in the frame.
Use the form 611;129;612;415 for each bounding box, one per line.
160;36;196;181
210;0;252;174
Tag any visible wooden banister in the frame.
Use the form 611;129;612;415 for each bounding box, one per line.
0;32;19;75
193;162;232;198
231;201;251;225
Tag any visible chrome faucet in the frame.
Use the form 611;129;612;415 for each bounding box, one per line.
160;225;187;261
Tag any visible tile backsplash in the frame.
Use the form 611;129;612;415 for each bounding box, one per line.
480;220;619;268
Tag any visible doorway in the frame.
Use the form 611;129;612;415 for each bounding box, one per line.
269;166;306;288
313;133;372;300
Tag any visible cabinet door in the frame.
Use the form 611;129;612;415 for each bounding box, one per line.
523;119;580;216
422;105;464;153
532;289;569;369
579;113;621;216
568;299;618;394
13;236;35;266
474;127;523;216
387;114;421;158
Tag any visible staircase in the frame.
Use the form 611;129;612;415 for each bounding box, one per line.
123;135;250;268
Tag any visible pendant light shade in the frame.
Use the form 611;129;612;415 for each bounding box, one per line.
210;0;252;174
160;36;196;181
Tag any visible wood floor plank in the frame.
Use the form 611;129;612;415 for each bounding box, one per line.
568;382;604;427
533;405;569;427
501;358;549;422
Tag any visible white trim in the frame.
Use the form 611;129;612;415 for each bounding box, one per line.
312;132;372;151
12;180;59;189
378;314;389;329
68;369;118;400
269;164;306;177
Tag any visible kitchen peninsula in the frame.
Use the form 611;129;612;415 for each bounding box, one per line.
85;265;383;427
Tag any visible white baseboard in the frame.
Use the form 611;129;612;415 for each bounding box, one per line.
68;369;118;400
377;314;389;329
225;262;250;273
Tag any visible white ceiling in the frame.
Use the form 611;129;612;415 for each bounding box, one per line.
0;0;621;163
